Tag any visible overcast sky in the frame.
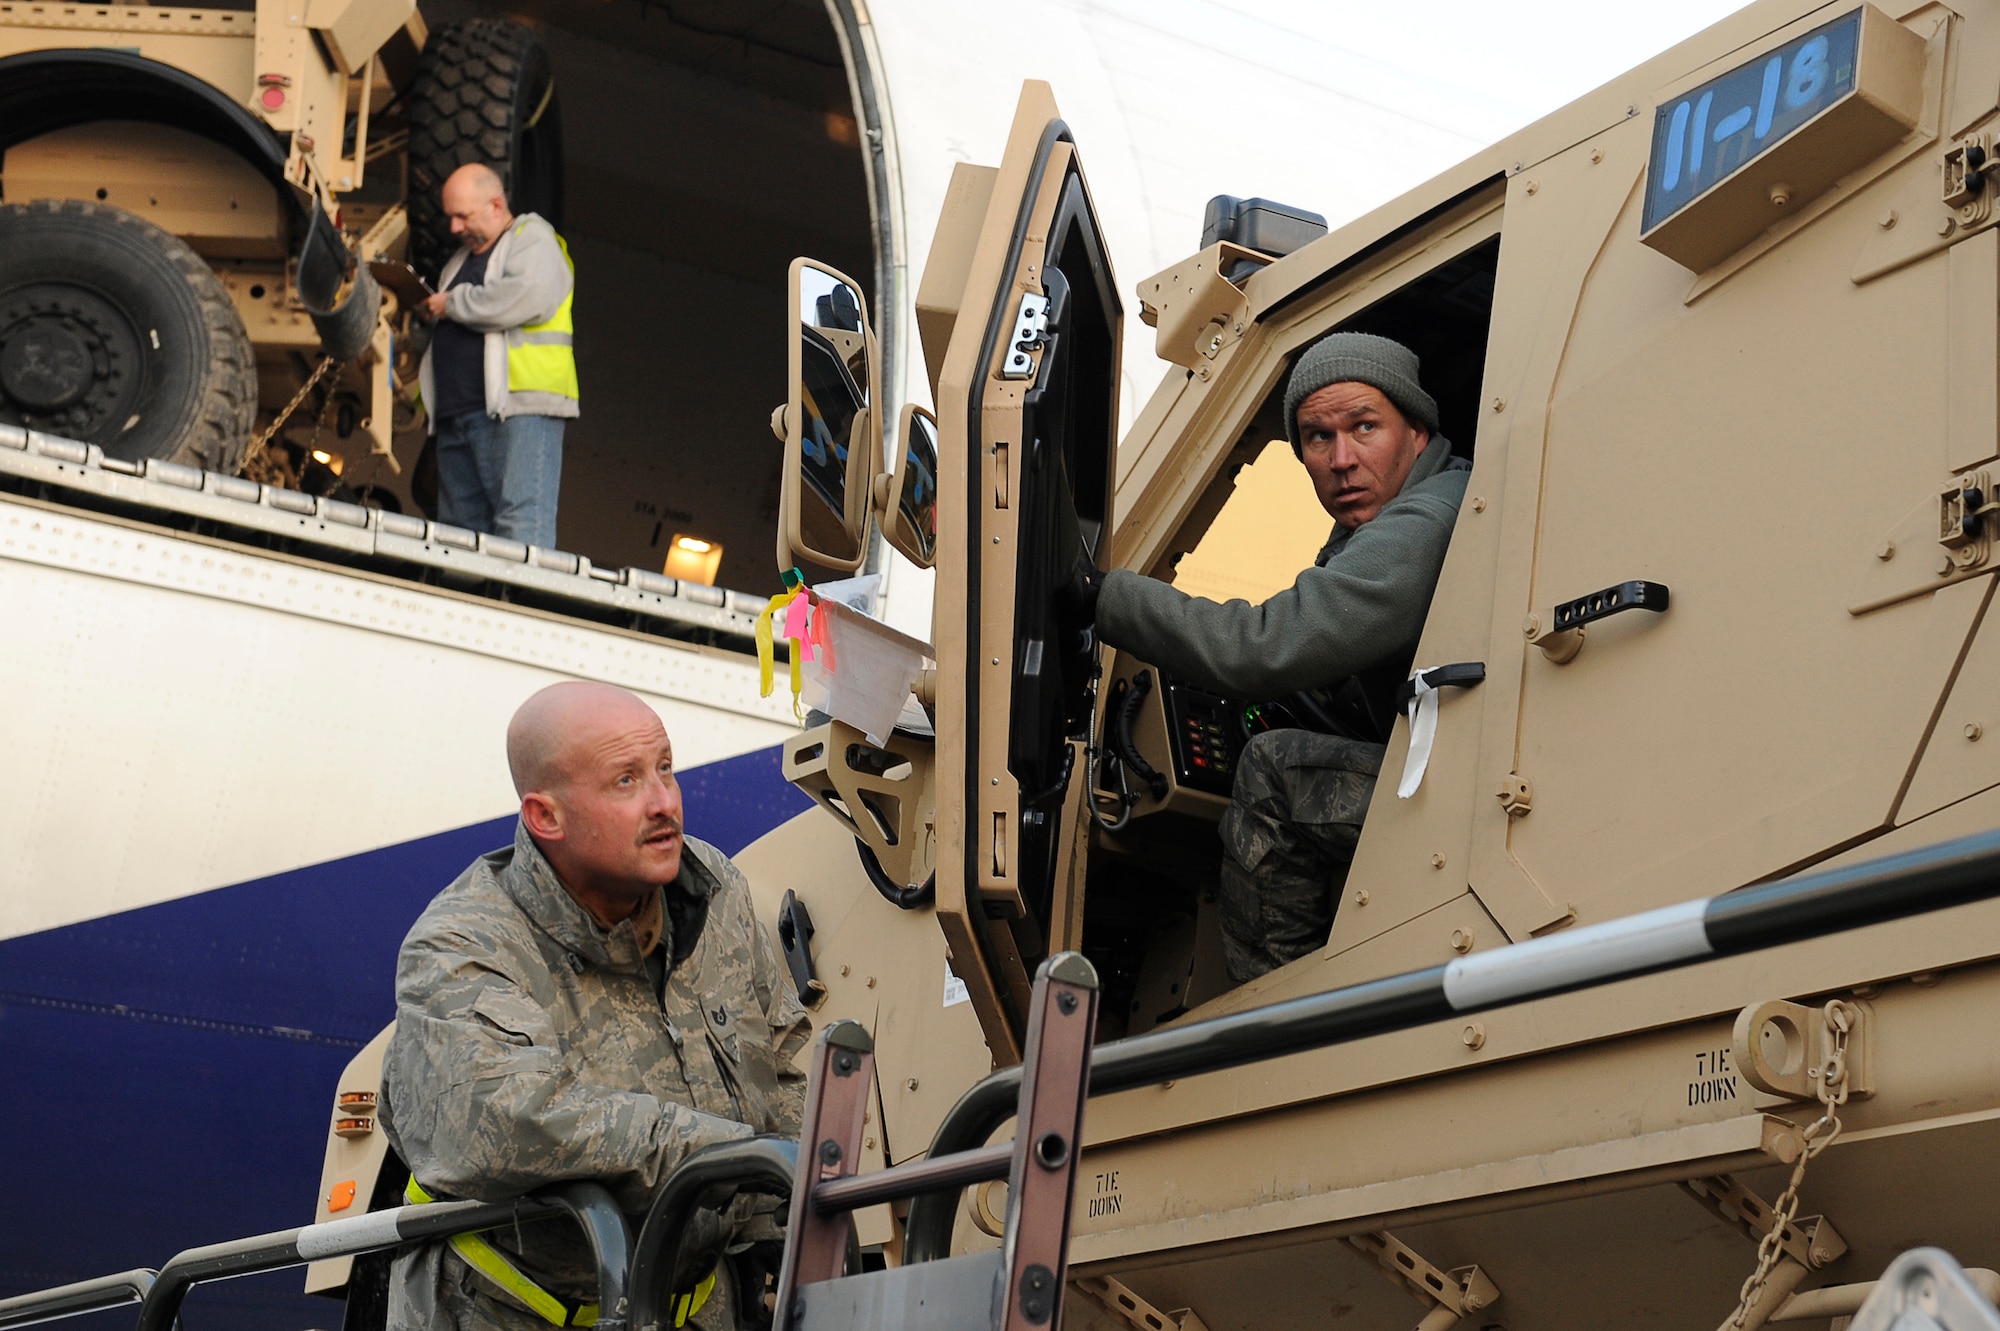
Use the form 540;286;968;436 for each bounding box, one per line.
985;0;1774;268
877;0;1771;419
1195;0;1762;147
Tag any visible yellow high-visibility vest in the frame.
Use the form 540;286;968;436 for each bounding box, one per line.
403;1176;713;1327
504;219;578;401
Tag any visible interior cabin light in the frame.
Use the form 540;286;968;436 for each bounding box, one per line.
664;533;723;585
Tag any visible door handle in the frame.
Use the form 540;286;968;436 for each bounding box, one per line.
1394;661;1487;708
1528;580;1670;663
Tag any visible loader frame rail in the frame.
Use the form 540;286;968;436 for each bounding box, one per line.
0;1269;156;1330
121;1182;626;1331
904;823;2000;1261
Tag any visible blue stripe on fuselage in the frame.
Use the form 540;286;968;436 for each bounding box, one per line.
0;745;811;1328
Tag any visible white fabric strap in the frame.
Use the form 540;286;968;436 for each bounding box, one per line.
1397;667;1440;799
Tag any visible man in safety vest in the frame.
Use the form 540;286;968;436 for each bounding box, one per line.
418;163;578;550
380;681;812;1330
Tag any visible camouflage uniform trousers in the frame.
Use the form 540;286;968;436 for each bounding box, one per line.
1217;728;1383;982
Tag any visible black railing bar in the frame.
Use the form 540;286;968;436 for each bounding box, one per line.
630;1137;797;1331
0;1269;155;1330
542;1181;635;1331
813;1141;1013;1214
906;823;2000;1261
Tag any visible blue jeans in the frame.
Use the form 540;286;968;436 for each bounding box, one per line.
434;412;565;549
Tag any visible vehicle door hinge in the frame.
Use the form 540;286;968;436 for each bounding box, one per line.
1496;772;1533;817
1943;131;1996;224
1940;470;1996;570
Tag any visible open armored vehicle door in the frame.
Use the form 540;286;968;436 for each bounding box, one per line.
921;83;1121;1061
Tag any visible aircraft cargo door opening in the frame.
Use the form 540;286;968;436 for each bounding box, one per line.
393;0;878;596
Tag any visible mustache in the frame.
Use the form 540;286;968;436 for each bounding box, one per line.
641;815;683;840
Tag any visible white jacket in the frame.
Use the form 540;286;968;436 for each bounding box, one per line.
417;212;579;430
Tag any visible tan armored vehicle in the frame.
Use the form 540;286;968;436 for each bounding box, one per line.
0;0;558;478
272;0;2000;1327
750;0;2000;1324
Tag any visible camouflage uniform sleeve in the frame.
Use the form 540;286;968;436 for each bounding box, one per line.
1094;467;1467;700
383;921;751;1212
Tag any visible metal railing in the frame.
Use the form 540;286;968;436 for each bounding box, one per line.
10;823;2000;1327
0;1184;629;1331
0;1270;155;1330
629;1137;797;1331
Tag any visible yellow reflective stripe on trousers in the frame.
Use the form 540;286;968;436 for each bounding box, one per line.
506;222;578;399
403;1176;714;1326
673;1270;716;1328
404;1176;596;1326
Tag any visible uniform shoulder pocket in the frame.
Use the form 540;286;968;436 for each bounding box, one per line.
467;987;548;1046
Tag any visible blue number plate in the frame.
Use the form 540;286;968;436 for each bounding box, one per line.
1643;10;1861;234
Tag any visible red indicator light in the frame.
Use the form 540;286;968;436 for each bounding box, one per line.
260;86;285;110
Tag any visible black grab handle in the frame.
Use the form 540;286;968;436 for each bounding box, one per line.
1551;580;1670;632
1394;662;1487;710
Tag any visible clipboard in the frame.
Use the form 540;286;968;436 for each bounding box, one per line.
368;259;433;306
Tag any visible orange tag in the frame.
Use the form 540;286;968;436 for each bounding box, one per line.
327;1180;357;1213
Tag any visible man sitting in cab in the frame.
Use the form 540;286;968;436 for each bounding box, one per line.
1079;333;1470;983
380;681;811;1330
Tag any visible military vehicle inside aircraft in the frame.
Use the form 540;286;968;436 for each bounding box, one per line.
389;0;878;594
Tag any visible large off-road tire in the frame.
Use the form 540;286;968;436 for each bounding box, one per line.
407;19;563;284
0;199;255;471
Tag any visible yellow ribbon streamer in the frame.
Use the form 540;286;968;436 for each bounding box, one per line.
756;589;798;698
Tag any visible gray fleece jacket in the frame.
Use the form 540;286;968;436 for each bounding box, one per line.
418;212;579;429
1097;437;1470;739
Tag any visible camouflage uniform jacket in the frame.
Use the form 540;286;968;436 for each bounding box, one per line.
380;820;811;1329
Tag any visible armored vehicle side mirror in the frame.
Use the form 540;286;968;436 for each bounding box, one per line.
875;403;938;569
779;258;880;573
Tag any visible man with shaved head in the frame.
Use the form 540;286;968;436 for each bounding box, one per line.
416;161;579;550
381;682;810;1331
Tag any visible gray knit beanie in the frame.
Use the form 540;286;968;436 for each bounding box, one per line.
1283;332;1438;455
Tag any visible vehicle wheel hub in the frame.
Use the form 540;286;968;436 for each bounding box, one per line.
0;288;139;432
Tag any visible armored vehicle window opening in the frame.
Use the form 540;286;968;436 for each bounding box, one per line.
1123;193;1503;589
1254;174;1505;331
1324;235;1499;463
1078;228;1501;1037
